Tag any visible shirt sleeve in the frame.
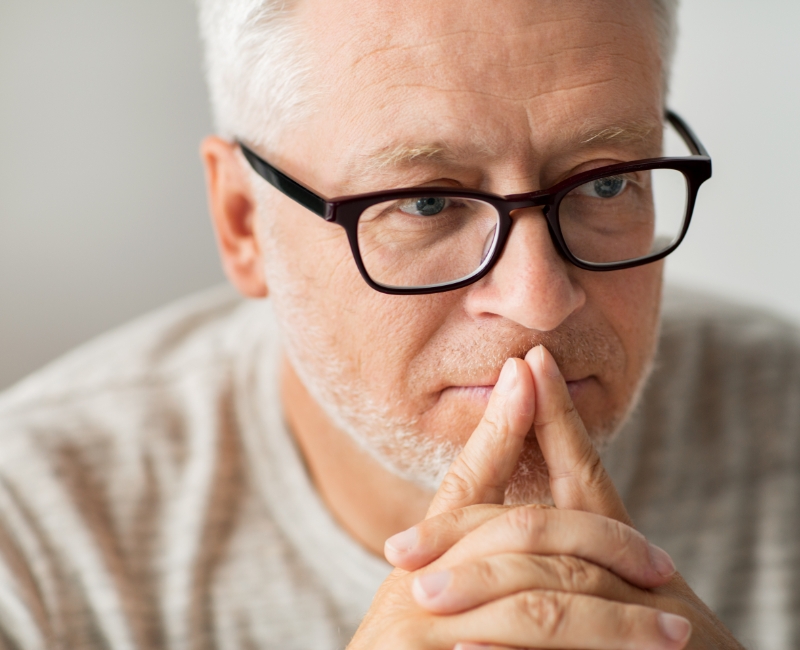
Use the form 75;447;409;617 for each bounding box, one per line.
0;479;51;650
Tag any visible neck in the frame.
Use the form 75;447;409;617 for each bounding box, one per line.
280;356;433;557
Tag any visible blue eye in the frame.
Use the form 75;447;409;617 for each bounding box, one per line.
590;177;626;198
400;197;448;216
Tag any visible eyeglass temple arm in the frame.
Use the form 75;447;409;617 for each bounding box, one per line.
666;110;710;158
238;142;330;219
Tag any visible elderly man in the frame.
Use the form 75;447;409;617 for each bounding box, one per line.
0;0;798;648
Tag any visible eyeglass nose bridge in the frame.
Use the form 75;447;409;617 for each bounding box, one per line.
487;190;570;272
502;191;555;215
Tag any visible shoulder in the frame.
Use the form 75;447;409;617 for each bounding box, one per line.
608;285;800;501
0;286;283;646
1;285;246;412
655;285;800;421
0;285;276;493
614;287;800;634
612;285;800;502
660;285;800;353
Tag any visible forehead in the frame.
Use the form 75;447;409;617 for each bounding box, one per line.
292;0;663;188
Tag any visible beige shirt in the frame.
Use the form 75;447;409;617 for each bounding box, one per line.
0;286;797;649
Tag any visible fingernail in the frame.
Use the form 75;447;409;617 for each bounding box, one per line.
385;527;418;555
649;543;676;578
539;346;561;378
657;612;691;644
494;358;518;395
414;570;451;600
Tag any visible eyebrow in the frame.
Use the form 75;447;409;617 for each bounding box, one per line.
574;119;660;147
365;140;497;170
342;118;662;189
337;139;496;192
371;144;453;168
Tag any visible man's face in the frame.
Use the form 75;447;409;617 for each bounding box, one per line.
254;0;665;500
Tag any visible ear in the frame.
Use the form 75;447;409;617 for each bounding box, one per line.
201;136;268;298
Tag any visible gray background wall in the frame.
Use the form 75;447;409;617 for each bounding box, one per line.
1;1;799;391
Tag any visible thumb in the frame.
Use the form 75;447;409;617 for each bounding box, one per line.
528;345;631;525
426;357;535;518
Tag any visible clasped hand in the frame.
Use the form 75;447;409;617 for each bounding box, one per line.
348;347;743;650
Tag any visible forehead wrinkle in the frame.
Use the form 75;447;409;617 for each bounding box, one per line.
383;75;619;105
346;29;499;71
344;9;636;65
341;10;647;75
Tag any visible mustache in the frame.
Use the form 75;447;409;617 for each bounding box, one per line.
413;319;624;385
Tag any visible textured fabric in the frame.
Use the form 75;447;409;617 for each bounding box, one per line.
603;288;800;649
0;286;797;649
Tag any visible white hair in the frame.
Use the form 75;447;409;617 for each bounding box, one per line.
197;0;313;151
198;0;680;150
652;0;680;95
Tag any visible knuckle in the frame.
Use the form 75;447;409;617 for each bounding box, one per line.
430;507;469;544
437;469;480;506
516;590;567;640
578;449;611;491
610;604;639;641
559;399;581;423
438;505;471;533
506;505;548;541
539;398;580;429
604;518;640;561
552;555;598;592
424;504;508;548
473;557;500;588
480;405;506;436
604;516;629;544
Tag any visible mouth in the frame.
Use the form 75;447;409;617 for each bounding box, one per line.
443;377;593;404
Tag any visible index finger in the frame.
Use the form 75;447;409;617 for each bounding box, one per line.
528;345;631;524
426;357;535;518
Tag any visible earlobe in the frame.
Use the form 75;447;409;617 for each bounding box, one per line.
201;136;269;299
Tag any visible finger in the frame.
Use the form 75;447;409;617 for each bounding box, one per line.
385;504;514;570
426;357;535;518
433;506;676;589
528;345;631;524
412;552;647;614
435;591;692;650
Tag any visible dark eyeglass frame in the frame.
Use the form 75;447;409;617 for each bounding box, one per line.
239;110;712;295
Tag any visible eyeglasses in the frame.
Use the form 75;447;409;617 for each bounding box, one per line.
239;111;711;295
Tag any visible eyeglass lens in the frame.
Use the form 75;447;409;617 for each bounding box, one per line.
560;168;688;264
357;197;500;290
356;166;688;289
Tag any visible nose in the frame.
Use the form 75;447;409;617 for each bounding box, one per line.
465;209;586;331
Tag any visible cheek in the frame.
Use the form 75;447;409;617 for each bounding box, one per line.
268;208;354;288
418;388;489;446
585;261;663;387
261;200;456;397
259;195;366;322
549;262;663;438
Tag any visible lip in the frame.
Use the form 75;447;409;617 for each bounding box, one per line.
444;385;495;401
565;377;592;401
443;376;593;403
